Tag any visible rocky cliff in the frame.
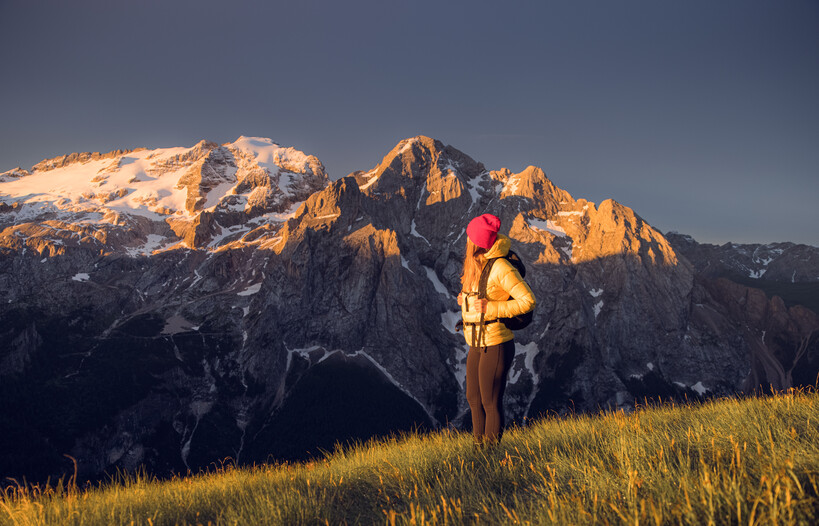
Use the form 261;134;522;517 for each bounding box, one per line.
666;232;819;283
1;136;817;484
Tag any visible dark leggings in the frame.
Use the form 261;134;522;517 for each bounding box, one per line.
466;339;515;444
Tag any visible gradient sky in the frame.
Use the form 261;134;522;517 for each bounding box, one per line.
2;0;817;245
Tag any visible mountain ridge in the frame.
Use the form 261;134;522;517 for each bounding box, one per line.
1;135;817;484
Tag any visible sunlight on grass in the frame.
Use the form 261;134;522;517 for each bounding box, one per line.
2;390;818;525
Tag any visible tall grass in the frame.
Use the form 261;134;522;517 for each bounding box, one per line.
2;390;818;525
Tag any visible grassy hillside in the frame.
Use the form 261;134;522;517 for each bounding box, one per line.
2;391;818;525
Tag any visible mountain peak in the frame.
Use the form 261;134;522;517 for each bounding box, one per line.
354;136;484;195
0;137;328;254
228;136;326;178
0;166;29;182
493;165;574;209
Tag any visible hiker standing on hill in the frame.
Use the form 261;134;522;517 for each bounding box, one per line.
458;213;536;445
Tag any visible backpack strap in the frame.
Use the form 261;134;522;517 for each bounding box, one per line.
474;257;499;349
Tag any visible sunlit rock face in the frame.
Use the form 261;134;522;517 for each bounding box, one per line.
1;135;816;484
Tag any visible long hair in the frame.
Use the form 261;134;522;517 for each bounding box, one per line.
461;239;487;292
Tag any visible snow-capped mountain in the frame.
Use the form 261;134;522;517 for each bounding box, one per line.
1;136;817;485
0;136;327;255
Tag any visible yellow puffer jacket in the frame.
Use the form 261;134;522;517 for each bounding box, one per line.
461;234;536;347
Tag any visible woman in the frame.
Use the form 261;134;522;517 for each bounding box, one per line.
458;213;536;445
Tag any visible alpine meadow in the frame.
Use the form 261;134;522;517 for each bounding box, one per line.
1;389;818;525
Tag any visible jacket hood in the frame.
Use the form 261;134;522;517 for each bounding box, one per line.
485;234;510;259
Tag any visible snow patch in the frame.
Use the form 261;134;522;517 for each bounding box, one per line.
423;266;451;298
453;345;469;390
589;288;603;297
537;322;551;341
466;175;483;205
442;160;459;178
71;273;90;282
203;180;239;210
691;382;708;395
410;220;431;245
509;341;540;386
288;345;329;364
310;213;341;221
593;300;603;318
528;217;566;237
207;224;252;248
126;234;168;257
396;139;416;156
0;145;189;220
521;342;540;384
441;310;461;335
237;283;262;296
230;136;319;176
673;380;708;396
503;175;522;195
401;256;414;273
161;315;195;335
181;398;214;469
244;202;303;231
359;169;379;191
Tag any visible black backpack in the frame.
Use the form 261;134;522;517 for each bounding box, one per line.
477;250;534;331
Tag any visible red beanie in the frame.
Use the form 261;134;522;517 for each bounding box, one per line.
466;214;501;250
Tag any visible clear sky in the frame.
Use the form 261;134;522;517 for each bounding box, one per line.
1;0;817;246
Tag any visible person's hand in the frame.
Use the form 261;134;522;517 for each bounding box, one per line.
457;292;464;306
475;298;488;313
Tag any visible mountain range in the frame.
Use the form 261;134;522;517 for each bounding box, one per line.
1;136;817;484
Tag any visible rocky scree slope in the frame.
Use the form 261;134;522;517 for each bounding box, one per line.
1;136;817;484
